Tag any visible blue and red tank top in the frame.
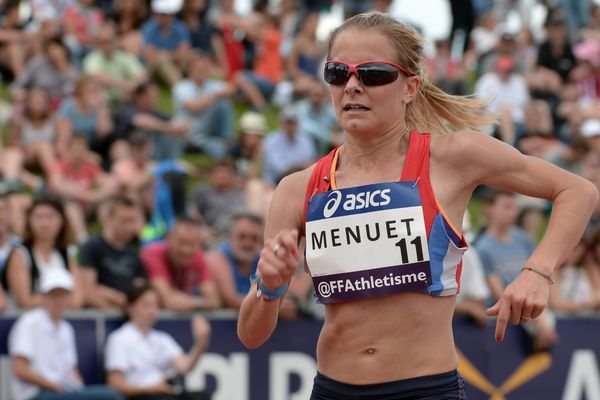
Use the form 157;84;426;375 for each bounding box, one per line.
303;131;466;304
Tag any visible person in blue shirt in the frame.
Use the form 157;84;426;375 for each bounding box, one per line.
206;211;262;310
142;0;191;86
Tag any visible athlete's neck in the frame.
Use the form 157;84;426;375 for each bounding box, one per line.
340;123;409;172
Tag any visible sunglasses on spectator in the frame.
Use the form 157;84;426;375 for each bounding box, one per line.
324;60;415;86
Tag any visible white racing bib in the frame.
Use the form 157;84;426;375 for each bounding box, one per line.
305;181;432;303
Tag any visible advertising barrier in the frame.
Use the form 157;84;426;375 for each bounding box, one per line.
1;312;599;400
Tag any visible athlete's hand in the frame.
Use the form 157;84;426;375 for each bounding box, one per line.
257;229;300;290
485;269;551;342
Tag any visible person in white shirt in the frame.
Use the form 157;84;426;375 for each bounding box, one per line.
9;268;123;400
105;283;211;400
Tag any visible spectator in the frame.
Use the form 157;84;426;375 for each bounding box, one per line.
262;105;317;184
429;39;469;96
173;52;236;159
140;218;220;311
8;87;56;190
287;12;324;97
109;0;148;58
83;23;148;106
105;283;211;400
206;211;262;310
79;196;147;310
115;81;189;161
536;13;575;83
233;13;283;111
62;0;105;62
188;158;245;231
476;190;558;351
180;0;228;77
475;54;530;142
56;76;114;160
229;111;266;180
0;0;28;80
111;132;154;195
295;81;340;153
12;36;78;108
3;196;82;310
48;134;119;243
8;268;123;400
142;0;190;86
550;236;600;314
209;0;245;79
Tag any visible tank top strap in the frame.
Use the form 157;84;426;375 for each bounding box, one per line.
303;147;338;225
400;131;430;182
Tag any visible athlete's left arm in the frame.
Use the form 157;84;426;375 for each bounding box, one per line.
443;131;599;341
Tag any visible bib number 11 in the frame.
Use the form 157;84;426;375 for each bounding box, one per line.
395;237;424;264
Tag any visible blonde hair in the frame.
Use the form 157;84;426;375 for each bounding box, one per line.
327;12;496;133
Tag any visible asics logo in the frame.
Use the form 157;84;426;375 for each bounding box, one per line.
323;189;392;218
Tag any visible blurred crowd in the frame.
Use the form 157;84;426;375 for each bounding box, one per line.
0;0;599;398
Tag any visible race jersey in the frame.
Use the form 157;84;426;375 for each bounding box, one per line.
303;131;467;304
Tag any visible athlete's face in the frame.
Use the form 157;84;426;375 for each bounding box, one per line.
327;29;419;138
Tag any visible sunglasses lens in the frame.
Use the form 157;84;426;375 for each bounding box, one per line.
358;63;399;86
324;62;350;85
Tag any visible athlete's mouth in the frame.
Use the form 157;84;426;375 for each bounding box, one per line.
343;104;371;111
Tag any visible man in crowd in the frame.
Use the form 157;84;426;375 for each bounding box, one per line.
9;268;123;400
79;196;147;310
206;211;262;310
173;52;236;159
141;218;220;311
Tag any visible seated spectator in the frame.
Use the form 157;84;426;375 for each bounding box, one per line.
111;132;155;195
295;81;340;153
3;196;82;309
229;111;266;180
233;13;283;111
286;12;324;97
48;134;119;243
180;0;228;77
83;23;148;106
476;190;558;352
105;283;211;400
140;218;220;311
188;158;244;232
429;39;469;96
0;0;28;80
206;211;262;310
142;0;191;86
115;81;189;161
12;36;78;108
173;52;236;159
0;193;22;270
108;0;148;58
79;196;147;310
56;76;114;161
210;0;245;79
474;55;529;142
62;0;105;62
550;234;600;314
9;87;57;188
9;268;123;400
262;105;317;184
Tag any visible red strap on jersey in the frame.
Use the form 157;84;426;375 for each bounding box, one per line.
303;148;337;224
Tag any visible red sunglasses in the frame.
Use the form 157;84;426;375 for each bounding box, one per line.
324;60;415;86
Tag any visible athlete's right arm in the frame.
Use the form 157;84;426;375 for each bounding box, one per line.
237;170;309;349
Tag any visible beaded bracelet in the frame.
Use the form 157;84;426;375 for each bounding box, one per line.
521;267;554;285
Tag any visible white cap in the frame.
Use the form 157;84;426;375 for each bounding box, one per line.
240;112;267;135
581;119;600;138
152;0;183;14
39;268;74;294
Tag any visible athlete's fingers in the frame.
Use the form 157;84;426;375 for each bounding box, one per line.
509;297;523;325
495;300;511;342
520;303;534;323
276;229;299;257
531;302;546;320
485;300;500;316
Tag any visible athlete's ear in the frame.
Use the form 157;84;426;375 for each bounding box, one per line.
402;75;420;104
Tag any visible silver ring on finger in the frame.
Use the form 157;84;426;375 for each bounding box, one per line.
273;243;281;256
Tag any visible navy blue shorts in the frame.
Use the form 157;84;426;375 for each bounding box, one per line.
310;369;467;400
